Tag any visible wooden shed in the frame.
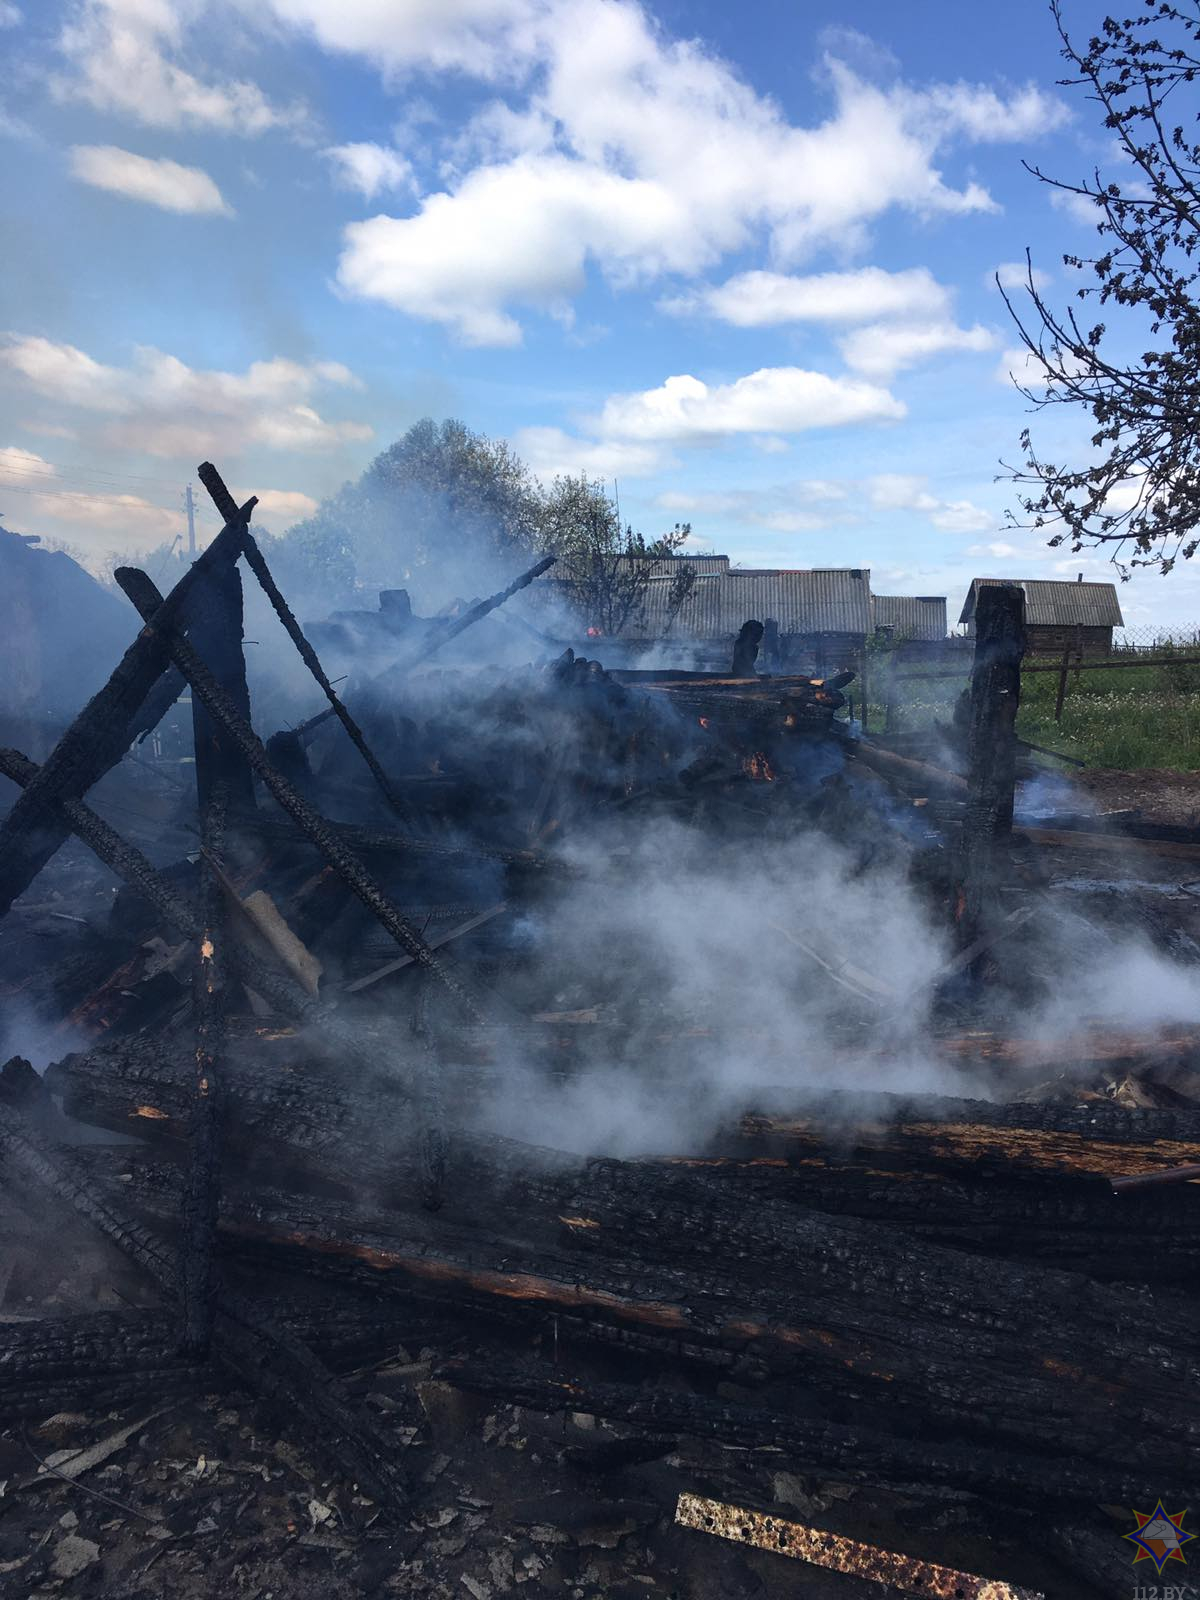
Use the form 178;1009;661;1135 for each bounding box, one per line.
959;578;1124;657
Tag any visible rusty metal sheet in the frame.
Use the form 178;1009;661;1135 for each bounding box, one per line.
675;1492;1044;1599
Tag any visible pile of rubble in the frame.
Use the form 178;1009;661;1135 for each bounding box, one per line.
3;463;1200;1600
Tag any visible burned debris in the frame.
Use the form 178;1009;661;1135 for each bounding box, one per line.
2;465;1200;1599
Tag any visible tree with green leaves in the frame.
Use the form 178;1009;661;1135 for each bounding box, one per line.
1002;0;1200;574
537;472;695;637
281;418;542;606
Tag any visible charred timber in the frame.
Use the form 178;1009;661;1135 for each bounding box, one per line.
0;500;253;920
0;747;355;1029
187;559;256;814
194;1186;1200;1474
47;1049;1200;1273
115;567;485;1022
0;1298;441;1420
198;461;418;827
435;1357;1188;1512
0;1108;409;1511
956;584;1026;948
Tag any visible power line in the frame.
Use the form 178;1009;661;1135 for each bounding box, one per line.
0;470;184;502
0;452;186;490
0;482;181;516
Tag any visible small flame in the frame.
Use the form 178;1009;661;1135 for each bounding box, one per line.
133;1104;168;1120
743;752;776;782
586;626;603;637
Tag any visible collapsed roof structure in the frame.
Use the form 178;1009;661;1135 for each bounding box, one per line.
2;463;1198;1599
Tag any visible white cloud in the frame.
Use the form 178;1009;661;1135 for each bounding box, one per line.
338;155;688;346
0;445;179;542
968;540;1022;559
261;0;545;79
511;425;668;480
869;473;992;532
992;261;1050;291
597;367;905;443
657;481;848;516
323;142;415;199
840;319;995;379
928;499;994;534
917;81;1068;141
1050;187;1105;226
653;482;852;534
0;4;22;26
664;266;951;327
69;145;232;215
0;336;372;458
255;488;319;526
56;0;302;134
643;471;996;542
329;0;1068;342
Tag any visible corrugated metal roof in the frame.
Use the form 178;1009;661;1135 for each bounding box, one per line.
622;568;872;638
612;553;730;575
872;595;947;640
959;578;1124;628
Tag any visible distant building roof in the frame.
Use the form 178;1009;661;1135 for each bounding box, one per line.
872;595;947;641
958;578;1124;629
622;567;872;639
612;553;731;576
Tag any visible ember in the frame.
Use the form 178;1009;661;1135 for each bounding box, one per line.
2;471;1198;1600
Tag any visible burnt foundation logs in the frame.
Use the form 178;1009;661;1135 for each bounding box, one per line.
433;1356;1193;1512
46;1044;1200;1283
62;1147;1200;1490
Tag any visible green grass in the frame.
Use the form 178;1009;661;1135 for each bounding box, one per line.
875;653;1200;769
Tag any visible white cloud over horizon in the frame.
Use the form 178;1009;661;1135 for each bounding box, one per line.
69;144;232;214
325;0;1066;343
662;266;954;327
597;367;905;443
1;336;372;458
323;142;415;200
840;319;996;380
55;0;304;134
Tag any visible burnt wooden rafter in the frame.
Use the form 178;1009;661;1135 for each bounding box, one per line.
0;501;253;919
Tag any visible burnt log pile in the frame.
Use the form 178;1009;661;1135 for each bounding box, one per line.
2;466;1200;1595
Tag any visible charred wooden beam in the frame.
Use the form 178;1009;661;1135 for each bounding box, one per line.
955;584;1025;948
205;1185;1199;1475
240;814;575;876
114;567;485;1023
723;1092;1200;1177
847;740;967;797
188;559;256;815
198;462;418;828
435;1356;1189;1511
0;501;253;920
0;1296;430;1420
50;1037;1200;1176
0;747;340;1027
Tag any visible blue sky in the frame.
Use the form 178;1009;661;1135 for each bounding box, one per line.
1;0;1195;629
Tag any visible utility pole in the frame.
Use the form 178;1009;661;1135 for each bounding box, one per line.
185;483;197;559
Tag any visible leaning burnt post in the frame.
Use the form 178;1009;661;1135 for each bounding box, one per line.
954;584;1026;952
189;559;256;815
731;619;764;677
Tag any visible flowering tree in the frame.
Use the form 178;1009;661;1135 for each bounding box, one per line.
1003;1;1200;574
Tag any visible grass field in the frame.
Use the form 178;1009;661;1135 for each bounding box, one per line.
877;649;1200;769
